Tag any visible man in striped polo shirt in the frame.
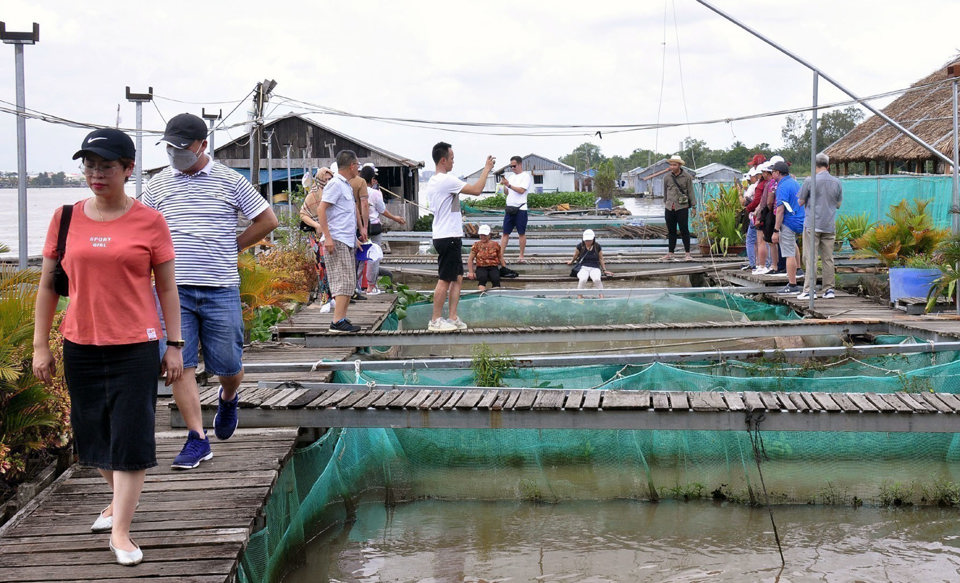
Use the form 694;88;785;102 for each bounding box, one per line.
143;113;279;469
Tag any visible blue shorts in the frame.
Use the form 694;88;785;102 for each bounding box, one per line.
179;285;244;376
502;209;528;236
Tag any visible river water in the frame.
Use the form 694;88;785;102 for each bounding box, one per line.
284;499;960;582
0;187;105;259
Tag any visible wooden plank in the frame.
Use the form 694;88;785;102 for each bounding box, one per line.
651;392;671;410
830;392;859;413
602;391;648;409
387;389;421;408
895;392;935;413
758;392;781;410
724;392;745;412
742;392;764;411
372;389;404;408
699;391;726;411
847;393;876;412
441;390;465;410
877;393;912;413
477;390;500;409
811;393;841;412
920;392;953;413
788;392;810;411
582;390;602;409
502;390;522;409
310;387;353;408
456;389;486;409
864;392;897;412
933;392;960;412
533;390;566;410
338;389;372;408
514;389;539;409
564;390;584;409
774;392;797;412
668;392;689;410
287;388;324;409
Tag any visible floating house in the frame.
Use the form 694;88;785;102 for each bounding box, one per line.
695;162;741;184
213;114;424;224
824;56;960;176
460;154;576;194
625;159;695;197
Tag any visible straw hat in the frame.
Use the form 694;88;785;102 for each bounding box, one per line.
668;155;685;166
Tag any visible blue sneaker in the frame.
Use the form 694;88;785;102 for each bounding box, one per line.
213;387;240;440
171;430;212;469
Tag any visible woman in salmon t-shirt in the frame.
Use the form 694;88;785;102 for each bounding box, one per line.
32;128;183;567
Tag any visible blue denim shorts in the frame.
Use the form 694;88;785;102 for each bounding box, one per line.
63;340;159;471
179;285;244;376
502;209;529;236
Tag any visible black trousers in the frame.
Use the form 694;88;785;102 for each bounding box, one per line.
664;207;691;253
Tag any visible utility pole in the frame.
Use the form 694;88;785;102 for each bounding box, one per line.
284;142;292;212
125;86;153;199
1;21;39;269
249;79;277;194
201;108;221;159
265;129;275;242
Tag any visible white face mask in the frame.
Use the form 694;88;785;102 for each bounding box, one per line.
167;143;203;171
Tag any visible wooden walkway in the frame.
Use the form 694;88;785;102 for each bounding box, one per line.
169;384;960;434
0;427;298;583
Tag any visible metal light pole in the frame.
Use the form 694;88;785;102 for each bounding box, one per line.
1;22;39;268
807;73;818;310
201;108;221;159
265;130;274;241
950;65;959;313
125;86;152;199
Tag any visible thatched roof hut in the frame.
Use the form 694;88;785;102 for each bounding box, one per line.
824;55;960;175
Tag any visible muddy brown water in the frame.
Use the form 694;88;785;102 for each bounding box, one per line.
282;499;960;582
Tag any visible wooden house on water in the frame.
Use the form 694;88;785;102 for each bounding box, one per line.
625;159;695;197
214;114;424;224
824;55;960;176
461;154;577;195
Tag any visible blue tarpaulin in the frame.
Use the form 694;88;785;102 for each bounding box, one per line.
234;168;306;186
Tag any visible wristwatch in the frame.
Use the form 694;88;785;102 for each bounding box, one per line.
166;339;185;348
773;229;780;233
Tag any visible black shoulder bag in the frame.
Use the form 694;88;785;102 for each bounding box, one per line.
569;243;586;277
53;204;74;297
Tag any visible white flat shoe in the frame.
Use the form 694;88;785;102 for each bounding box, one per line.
110;539;143;566
91;507;112;533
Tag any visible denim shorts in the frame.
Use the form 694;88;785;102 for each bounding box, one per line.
179;285;244;376
63;340;159;471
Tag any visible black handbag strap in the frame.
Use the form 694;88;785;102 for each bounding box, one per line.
56;205;74;259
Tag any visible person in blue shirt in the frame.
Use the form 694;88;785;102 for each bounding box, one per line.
770;161;805;295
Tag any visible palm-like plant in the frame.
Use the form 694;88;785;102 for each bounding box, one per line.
926;234;960;313
853;199;948;267
0;253;63;478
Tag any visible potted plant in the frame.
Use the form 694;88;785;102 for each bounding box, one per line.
694;184;745;257
925;234;960;312
853;199;947;304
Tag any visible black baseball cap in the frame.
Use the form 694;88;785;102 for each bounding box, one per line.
72;128;136;161
772;161;790;174
158;113;208;148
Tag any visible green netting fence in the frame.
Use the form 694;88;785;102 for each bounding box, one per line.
399;291;799;331
238;345;960;583
699;174;956;227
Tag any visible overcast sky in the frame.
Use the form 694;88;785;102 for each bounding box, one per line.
1;0;959;177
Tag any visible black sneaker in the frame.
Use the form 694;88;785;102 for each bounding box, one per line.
330;318;361;333
352;291;368;301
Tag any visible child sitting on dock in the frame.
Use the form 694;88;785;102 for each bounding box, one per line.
467;224;506;291
568;229;612;296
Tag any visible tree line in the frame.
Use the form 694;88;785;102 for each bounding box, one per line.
558;106;865;176
0;171;81;188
